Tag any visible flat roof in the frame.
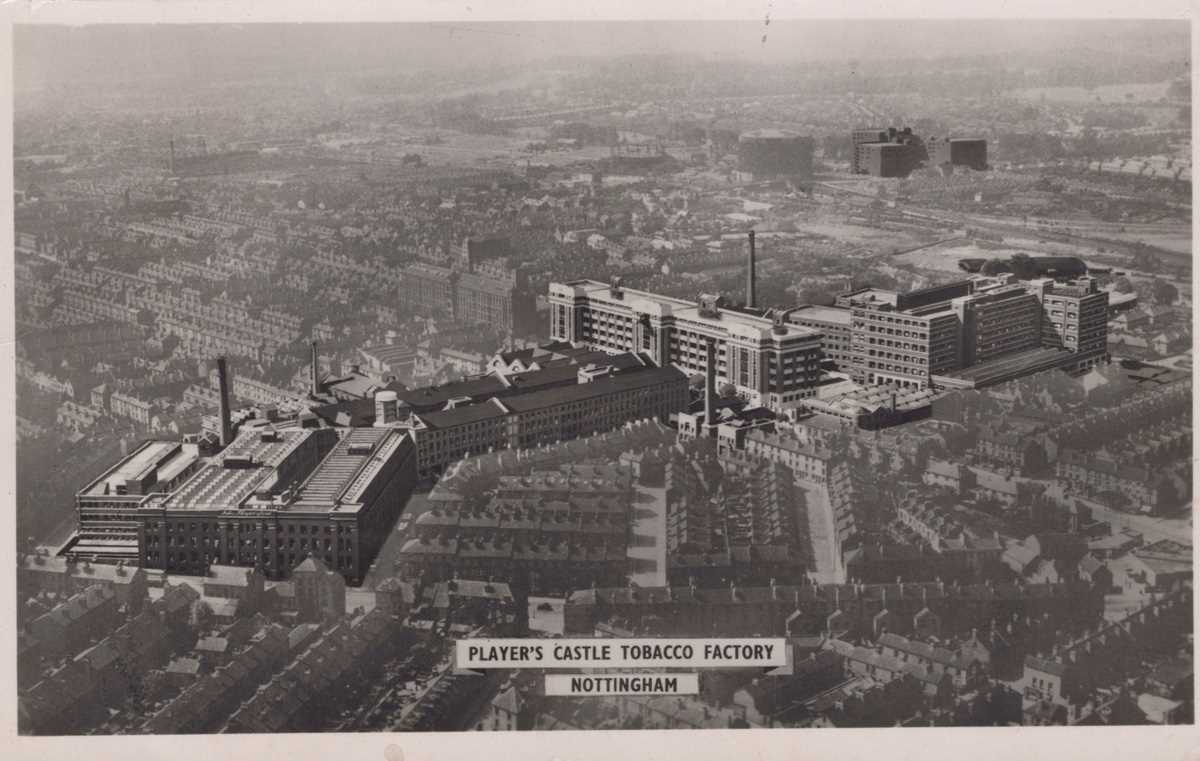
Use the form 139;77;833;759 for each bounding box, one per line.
290;429;392;509
858;141;909;150
936;347;1073;386
906;303;957;318
458;271;519;295
553;280;819;342
740;129;804;140
83;441;196;497
842;287;899;306
403;262;456;280
790;305;853;326
160;429;316;511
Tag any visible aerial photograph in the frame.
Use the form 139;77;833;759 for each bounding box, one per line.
11;18;1193;734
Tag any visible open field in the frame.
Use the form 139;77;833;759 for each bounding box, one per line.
893;240;1032;274
1008;81;1175;103
788;218;937;253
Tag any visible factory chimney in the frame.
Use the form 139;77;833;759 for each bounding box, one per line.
704;338;718;434
746;231;757;309
310;341;320;397
215;356;233;447
169;138;176;175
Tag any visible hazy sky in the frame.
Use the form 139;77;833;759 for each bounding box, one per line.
14;20;1189;92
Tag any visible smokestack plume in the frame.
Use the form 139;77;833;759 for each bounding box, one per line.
310;341;320;397
746;231;757;309
704;338;718;433
215;356;233;447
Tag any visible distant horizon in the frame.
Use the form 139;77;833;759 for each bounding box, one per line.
14;19;1189;94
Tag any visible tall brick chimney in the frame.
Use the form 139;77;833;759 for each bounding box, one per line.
704;338;718;433
746;230;757;309
215;356;233;447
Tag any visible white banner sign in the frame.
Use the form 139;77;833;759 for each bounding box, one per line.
455;638;787;669
545;673;700;696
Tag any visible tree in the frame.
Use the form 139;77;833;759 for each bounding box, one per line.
193;600;215;632
114;654;146;712
981;259;1009;276
1112;276;1135;294
1129;244;1161;274
795;286;836;306
1151;279;1179;305
718;383;739;399
1009;252;1037;280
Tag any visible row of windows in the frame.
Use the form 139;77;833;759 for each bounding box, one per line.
858;313;930;329
586;325;633;337
147;521;353;536
417;387;683;466
423;425;503;450
865;361;928;376
582;315;633;328
867;351;928;365
867;338;925;353
145;550;354;569
147;534;352;551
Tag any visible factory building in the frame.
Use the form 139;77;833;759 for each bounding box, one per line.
845;275;1109;389
406;361;688;479
548;276;824;413
1028;276;1110;372
136;425;417;585
786;305;854;370
930;137;989;170
398;235;538;337
851;126;928;177
63;441;204;564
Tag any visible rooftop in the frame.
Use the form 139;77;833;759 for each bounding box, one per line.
396;375;507;410
789;304;854;326
567;579;1069;607
416;397;510;430
324;372;386;400
501;366;686;413
359;344;418;367
287;428;410;512
552;280;819;343
159;428;328;512
811;383;941;416
840;287;900;307
426;579;514;607
934;347;1073;388
82;440;199;498
740;128;804;140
